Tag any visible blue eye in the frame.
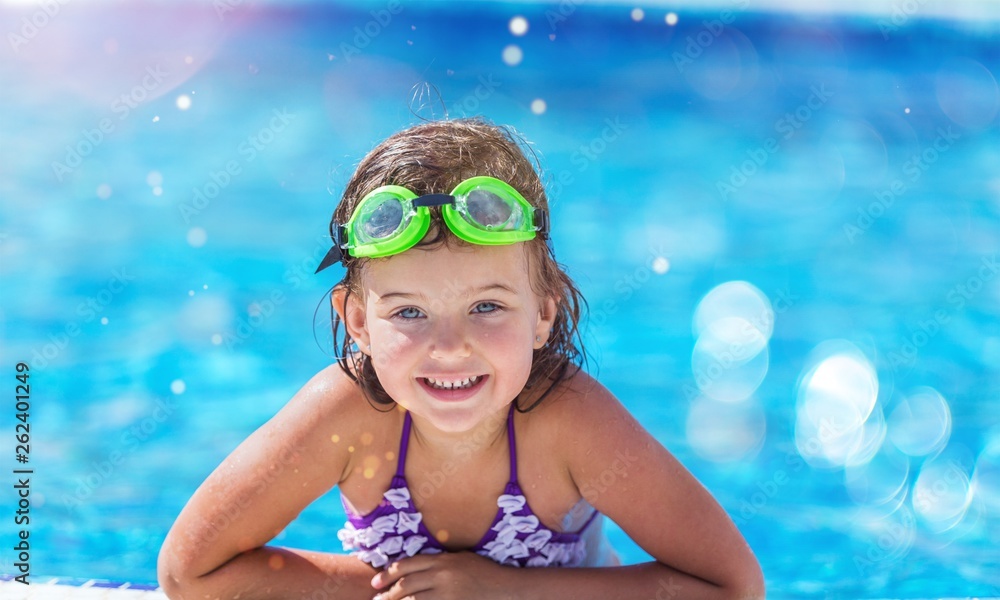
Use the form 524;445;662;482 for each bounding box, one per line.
473;302;501;314
394;307;423;319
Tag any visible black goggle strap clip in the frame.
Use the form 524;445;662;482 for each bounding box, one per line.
314;223;350;274
533;209;549;239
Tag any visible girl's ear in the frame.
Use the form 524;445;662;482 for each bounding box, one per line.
533;296;558;349
332;286;371;353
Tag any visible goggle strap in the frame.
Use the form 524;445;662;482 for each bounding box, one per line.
412;194;455;208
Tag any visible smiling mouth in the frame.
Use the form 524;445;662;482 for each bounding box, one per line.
422;375;484;390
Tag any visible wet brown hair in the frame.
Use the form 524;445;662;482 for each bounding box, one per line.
327;117;587;412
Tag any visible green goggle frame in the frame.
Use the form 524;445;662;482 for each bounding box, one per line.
315;176;547;272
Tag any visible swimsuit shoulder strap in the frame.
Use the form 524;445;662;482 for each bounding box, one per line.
396;410;412;478
507;403;518;484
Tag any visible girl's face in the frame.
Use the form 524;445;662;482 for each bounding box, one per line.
340;242;556;433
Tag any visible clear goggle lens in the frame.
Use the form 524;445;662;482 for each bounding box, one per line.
356;193;410;244
460;188;524;231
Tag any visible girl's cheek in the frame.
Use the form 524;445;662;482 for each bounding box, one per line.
372;328;419;367
475;323;530;354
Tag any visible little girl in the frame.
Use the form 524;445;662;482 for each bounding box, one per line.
158;119;764;599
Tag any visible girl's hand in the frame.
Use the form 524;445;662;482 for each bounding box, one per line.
370;552;516;600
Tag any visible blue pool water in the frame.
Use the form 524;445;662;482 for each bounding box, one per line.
1;1;999;597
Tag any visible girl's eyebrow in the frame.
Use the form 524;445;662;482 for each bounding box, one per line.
376;283;518;303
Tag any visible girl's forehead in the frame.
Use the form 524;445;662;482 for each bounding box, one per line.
362;243;533;297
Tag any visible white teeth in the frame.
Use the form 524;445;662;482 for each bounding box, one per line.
425;375;481;390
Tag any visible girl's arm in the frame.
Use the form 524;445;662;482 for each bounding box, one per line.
521;371;765;599
157;365;379;600
372;553;755;600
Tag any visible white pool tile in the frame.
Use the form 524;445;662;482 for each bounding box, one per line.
0;581;167;599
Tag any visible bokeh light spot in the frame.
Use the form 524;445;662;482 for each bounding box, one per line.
502;45;523;66
795;341;880;469
913;452;973;532
509;16;528;36
935;58;999;129
693;281;774;342
887;387;952;457
187;227;207;247
845;441;909;507
691;318;769;402
972;436;1000;535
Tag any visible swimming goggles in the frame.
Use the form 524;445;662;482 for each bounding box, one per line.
315;176;547;272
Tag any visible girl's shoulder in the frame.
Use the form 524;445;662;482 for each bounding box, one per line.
273;364;393;483
284;363;369;425
519;368;627;450
528;368;619;424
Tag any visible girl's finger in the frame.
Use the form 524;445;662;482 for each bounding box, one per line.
371;557;428;589
374;567;436;600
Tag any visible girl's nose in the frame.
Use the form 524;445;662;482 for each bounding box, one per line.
428;318;471;359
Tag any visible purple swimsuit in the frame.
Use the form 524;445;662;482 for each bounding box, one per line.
337;403;601;568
